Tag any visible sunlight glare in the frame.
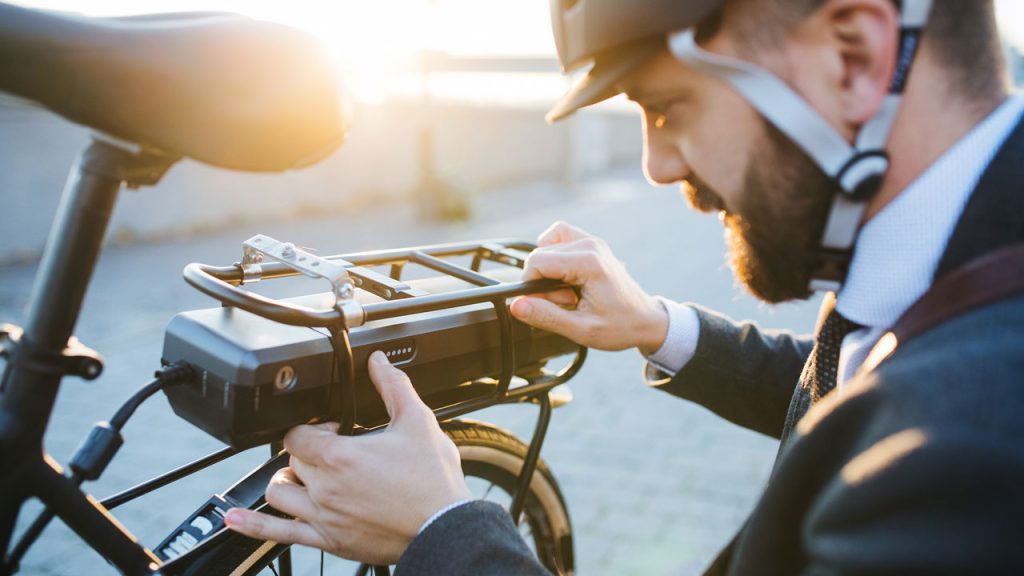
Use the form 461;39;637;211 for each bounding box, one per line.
11;0;1023;104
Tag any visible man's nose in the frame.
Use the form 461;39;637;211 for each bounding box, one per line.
643;132;689;186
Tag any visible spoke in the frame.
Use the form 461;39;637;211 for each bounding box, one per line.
481;482;496;501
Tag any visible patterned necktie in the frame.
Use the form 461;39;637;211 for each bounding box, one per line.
780;299;865;444
804;305;864;401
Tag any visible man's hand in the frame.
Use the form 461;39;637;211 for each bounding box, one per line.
511;221;668;355
223;351;472;565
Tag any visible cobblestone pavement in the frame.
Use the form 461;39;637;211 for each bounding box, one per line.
0;168;820;575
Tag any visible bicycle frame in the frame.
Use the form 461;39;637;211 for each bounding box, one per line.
0;138;585;575
0;139;174;574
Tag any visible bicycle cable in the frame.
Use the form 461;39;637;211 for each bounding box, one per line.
3;361;196;570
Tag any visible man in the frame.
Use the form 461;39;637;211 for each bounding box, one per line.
226;0;1024;573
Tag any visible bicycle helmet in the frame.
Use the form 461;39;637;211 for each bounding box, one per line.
548;0;933;292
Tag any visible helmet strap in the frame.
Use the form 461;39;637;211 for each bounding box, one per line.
668;0;933;292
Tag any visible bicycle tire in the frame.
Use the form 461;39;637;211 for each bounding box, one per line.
162;419;574;576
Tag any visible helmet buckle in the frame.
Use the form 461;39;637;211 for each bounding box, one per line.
835;150;889;202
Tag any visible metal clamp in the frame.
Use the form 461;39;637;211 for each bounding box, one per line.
241;235;364;326
0;323;104;381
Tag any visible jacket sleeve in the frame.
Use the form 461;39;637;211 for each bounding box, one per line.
650;304;814;438
395;500;551;576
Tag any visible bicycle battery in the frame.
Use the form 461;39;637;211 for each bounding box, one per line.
160;272;576;449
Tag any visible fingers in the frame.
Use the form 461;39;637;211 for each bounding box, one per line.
526;287;579;307
264;468;319;520
289;455;320;485
284;424;339;466
510;296;590;341
278;466;305;485
224;507;325;548
522;249;601;284
367;351;430;426
538;221;590;247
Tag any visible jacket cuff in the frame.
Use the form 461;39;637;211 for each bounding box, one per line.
642;297;701;376
396;500;547;575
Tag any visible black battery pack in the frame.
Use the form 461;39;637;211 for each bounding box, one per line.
161;272;577;449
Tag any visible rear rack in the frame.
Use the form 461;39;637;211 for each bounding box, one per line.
182;237;587;418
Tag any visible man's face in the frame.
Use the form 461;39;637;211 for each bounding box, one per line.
622;49;833;303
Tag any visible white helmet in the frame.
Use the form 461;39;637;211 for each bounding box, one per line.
548;0;934;291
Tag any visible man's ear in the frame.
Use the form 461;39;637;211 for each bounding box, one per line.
824;0;900;126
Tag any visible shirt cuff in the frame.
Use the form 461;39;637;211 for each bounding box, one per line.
417;499;476;535
642;297;700;377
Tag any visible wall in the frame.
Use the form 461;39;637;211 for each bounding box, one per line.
0;97;641;264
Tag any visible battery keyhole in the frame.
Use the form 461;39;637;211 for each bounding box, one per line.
275;365;297;391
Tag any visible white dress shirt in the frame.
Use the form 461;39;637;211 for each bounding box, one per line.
834;94;1024;388
645;94;1024;389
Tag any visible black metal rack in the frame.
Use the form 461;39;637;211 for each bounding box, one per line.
183;238;588;410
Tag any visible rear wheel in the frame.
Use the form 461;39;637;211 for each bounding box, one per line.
441;419;574;575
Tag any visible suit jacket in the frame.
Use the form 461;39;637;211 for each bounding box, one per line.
395;118;1024;575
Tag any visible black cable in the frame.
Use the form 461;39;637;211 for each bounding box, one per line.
4;361;196;569
111;361;195;429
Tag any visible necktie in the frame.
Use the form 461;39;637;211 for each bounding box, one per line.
804;305;863;401
779;299;864;444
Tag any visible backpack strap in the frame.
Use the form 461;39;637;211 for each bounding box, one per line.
861;242;1024;373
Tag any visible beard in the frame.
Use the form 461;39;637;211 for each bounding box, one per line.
683;121;834;304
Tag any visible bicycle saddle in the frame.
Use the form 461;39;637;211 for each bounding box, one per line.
0;4;351;172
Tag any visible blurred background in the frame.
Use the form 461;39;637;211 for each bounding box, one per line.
1;1;1022;574
2;0;1023;259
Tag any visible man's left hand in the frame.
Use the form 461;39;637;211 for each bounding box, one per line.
224;351;472;565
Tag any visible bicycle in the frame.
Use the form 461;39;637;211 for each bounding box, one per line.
0;5;585;575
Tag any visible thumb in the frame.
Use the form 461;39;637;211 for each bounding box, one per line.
510;296;585;341
367;351;426;424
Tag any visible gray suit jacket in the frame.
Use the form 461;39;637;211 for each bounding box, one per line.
395;118;1024;575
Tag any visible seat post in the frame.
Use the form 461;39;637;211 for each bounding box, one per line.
3;139;127;435
2;136;175;435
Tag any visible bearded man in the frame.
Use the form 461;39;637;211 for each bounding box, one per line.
228;1;1024;574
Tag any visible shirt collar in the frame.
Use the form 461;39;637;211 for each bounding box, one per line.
836;94;1024;329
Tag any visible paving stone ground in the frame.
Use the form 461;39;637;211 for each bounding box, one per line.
0;168;820;575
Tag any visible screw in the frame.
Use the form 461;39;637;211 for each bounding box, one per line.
281;243;296;259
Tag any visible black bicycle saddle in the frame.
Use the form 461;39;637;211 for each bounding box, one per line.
0;4;352;172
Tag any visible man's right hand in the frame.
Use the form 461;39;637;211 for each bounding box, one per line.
511;221;668;355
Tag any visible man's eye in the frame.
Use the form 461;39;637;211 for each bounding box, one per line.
646;99;684;128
